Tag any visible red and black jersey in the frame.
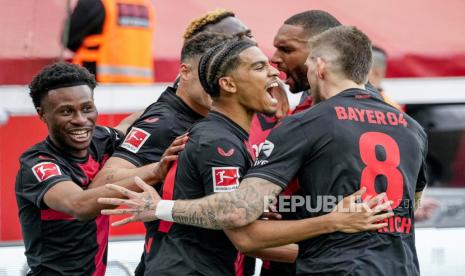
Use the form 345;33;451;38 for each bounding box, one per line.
149;111;254;275
15;126;122;276
113;86;204;274
246;88;428;276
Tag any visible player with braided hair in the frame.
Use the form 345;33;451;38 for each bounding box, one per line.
100;39;394;276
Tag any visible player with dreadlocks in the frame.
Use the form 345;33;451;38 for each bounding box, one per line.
99;39;393;276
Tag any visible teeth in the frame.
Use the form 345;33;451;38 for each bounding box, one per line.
269;82;279;88
70;130;87;135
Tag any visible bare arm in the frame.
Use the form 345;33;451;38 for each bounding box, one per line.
90;134;187;189
246;244;298;263
171;177;282;229
224;189;393;252
43;135;186;221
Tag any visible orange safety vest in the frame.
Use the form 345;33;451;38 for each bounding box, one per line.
73;0;154;83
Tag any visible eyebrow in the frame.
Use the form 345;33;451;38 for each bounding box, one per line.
249;60;267;68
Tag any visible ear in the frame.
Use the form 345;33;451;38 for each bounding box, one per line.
316;57;326;80
179;63;191;81
36;107;46;122
218;76;237;94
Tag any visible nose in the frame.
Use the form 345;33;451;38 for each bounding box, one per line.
271;50;282;65
268;64;279;77
71;111;87;125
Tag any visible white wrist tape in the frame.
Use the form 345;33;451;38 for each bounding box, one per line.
155;200;175;222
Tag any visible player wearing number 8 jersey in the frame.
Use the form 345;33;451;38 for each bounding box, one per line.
245;26;427;275
98;26;425;275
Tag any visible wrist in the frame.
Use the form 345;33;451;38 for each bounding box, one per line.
324;212;341;233
156;200;175;222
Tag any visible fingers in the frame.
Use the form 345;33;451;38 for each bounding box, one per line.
366;192;387;208
369;211;394;223
134;177;160;201
105;183;141;199
365;222;389;230
101;208;140;215
98;197;132;206
162;144;185;158
350;187;367;201
112;215;136;227
260;212;282;220
372;200;393;213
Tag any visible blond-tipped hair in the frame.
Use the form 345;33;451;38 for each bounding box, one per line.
183;9;235;40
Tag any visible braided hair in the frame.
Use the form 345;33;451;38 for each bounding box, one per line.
198;39;256;98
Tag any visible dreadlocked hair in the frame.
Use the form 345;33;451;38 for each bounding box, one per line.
183;9;235;40
198;39;256;98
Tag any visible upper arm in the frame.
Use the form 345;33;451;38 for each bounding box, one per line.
416;133;428;193
414;191;423;210
67;0;105;51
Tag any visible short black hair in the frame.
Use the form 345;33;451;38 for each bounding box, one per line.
284;10;341;37
181;32;233;63
29;62;97;108
198;39;256;98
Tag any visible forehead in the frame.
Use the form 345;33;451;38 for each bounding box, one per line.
274;24;308;45
45;85;93;107
238;46;268;65
205;16;249;36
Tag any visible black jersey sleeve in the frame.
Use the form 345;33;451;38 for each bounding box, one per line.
245;116;310;189
194;137;249;195
112;116;176;167
416;132;429;192
18;155;72;208
94;126;124;152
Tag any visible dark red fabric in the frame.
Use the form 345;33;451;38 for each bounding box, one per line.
158;161;178;233
40;209;74;221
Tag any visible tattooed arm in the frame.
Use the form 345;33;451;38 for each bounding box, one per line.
172;177;282;229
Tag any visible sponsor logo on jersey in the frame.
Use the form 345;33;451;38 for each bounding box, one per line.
217;147;235;157
261;140;275;157
212;167;240;192
121;127;151;153
144;117;159;123
32;162;62;182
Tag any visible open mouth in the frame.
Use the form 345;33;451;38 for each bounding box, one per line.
265;81;280;105
68;128;92;143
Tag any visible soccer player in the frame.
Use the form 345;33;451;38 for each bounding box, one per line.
15;62;181;275
92;32;235;275
99;37;395;275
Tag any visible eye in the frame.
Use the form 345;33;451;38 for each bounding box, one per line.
82;104;95;113
60;107;73;115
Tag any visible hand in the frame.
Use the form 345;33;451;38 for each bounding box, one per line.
98;176;161;226
152;133;188;182
414;197;439;222
260;211;282;220
329;187;394;233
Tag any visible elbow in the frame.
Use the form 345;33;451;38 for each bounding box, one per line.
70;201;97;221
228;231;259;253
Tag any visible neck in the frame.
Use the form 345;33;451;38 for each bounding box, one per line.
176;84;209;117
49;136;88;158
321;78;365;101
210;98;253;133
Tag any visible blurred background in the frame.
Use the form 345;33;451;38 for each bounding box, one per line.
1;0;465;275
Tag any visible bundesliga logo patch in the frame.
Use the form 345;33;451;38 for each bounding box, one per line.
121;127;151;153
32;162;61;182
212;167;240;192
